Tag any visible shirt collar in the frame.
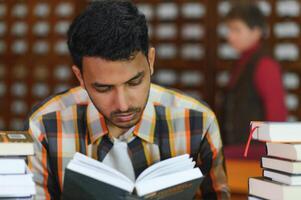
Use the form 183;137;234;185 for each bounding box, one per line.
133;99;156;144
240;41;261;62
86;102;108;144
86;97;157;144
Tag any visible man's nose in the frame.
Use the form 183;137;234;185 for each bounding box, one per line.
115;88;129;112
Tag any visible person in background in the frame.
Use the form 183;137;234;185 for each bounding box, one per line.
26;0;230;199
221;2;287;145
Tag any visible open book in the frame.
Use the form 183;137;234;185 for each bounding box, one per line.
62;153;203;200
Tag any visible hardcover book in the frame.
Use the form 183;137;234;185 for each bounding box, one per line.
0;173;35;198
0;131;34;156
249;177;301;199
0;158;26;174
263;169;301;185
266;142;301;161
62;153;203;200
262;156;301;174
251;121;301;142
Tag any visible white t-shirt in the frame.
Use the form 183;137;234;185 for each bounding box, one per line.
102;126;136;182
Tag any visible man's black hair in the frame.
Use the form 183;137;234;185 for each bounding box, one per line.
225;2;267;37
67;0;149;71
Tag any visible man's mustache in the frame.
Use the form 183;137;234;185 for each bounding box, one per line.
111;108;141;116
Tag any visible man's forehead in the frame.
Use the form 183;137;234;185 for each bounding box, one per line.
83;52;147;68
82;56;147;85
94;71;145;87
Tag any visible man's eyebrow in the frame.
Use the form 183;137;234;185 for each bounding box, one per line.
92;71;145;88
126;71;145;83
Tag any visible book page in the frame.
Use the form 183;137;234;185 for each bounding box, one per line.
0;174;34;186
68;161;135;192
137;160;195;183
0;158;26;174
135;168;203;196
73;153;133;184
136;154;189;182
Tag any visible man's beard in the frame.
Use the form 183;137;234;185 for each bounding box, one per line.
109;107;142;129
86;90;150;129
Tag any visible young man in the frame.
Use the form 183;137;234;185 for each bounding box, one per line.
27;1;229;199
222;2;287;145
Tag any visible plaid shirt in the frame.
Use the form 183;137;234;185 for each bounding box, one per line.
27;84;230;200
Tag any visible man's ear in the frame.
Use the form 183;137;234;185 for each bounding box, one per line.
148;47;155;75
72;65;85;88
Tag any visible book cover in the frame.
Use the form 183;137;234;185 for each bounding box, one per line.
62;153;203;200
0;131;34;156
248;195;267;200
0;197;33;199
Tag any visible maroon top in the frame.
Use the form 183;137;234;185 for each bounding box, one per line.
228;43;288;121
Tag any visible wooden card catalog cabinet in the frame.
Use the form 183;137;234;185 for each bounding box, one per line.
135;0;207;101
0;1;80;130
0;0;300;131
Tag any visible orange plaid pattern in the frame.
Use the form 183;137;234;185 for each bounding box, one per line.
27;84;230;199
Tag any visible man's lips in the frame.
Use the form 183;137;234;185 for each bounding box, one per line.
114;112;136;122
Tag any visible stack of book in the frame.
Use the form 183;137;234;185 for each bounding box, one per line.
248;122;301;199
0;131;36;199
